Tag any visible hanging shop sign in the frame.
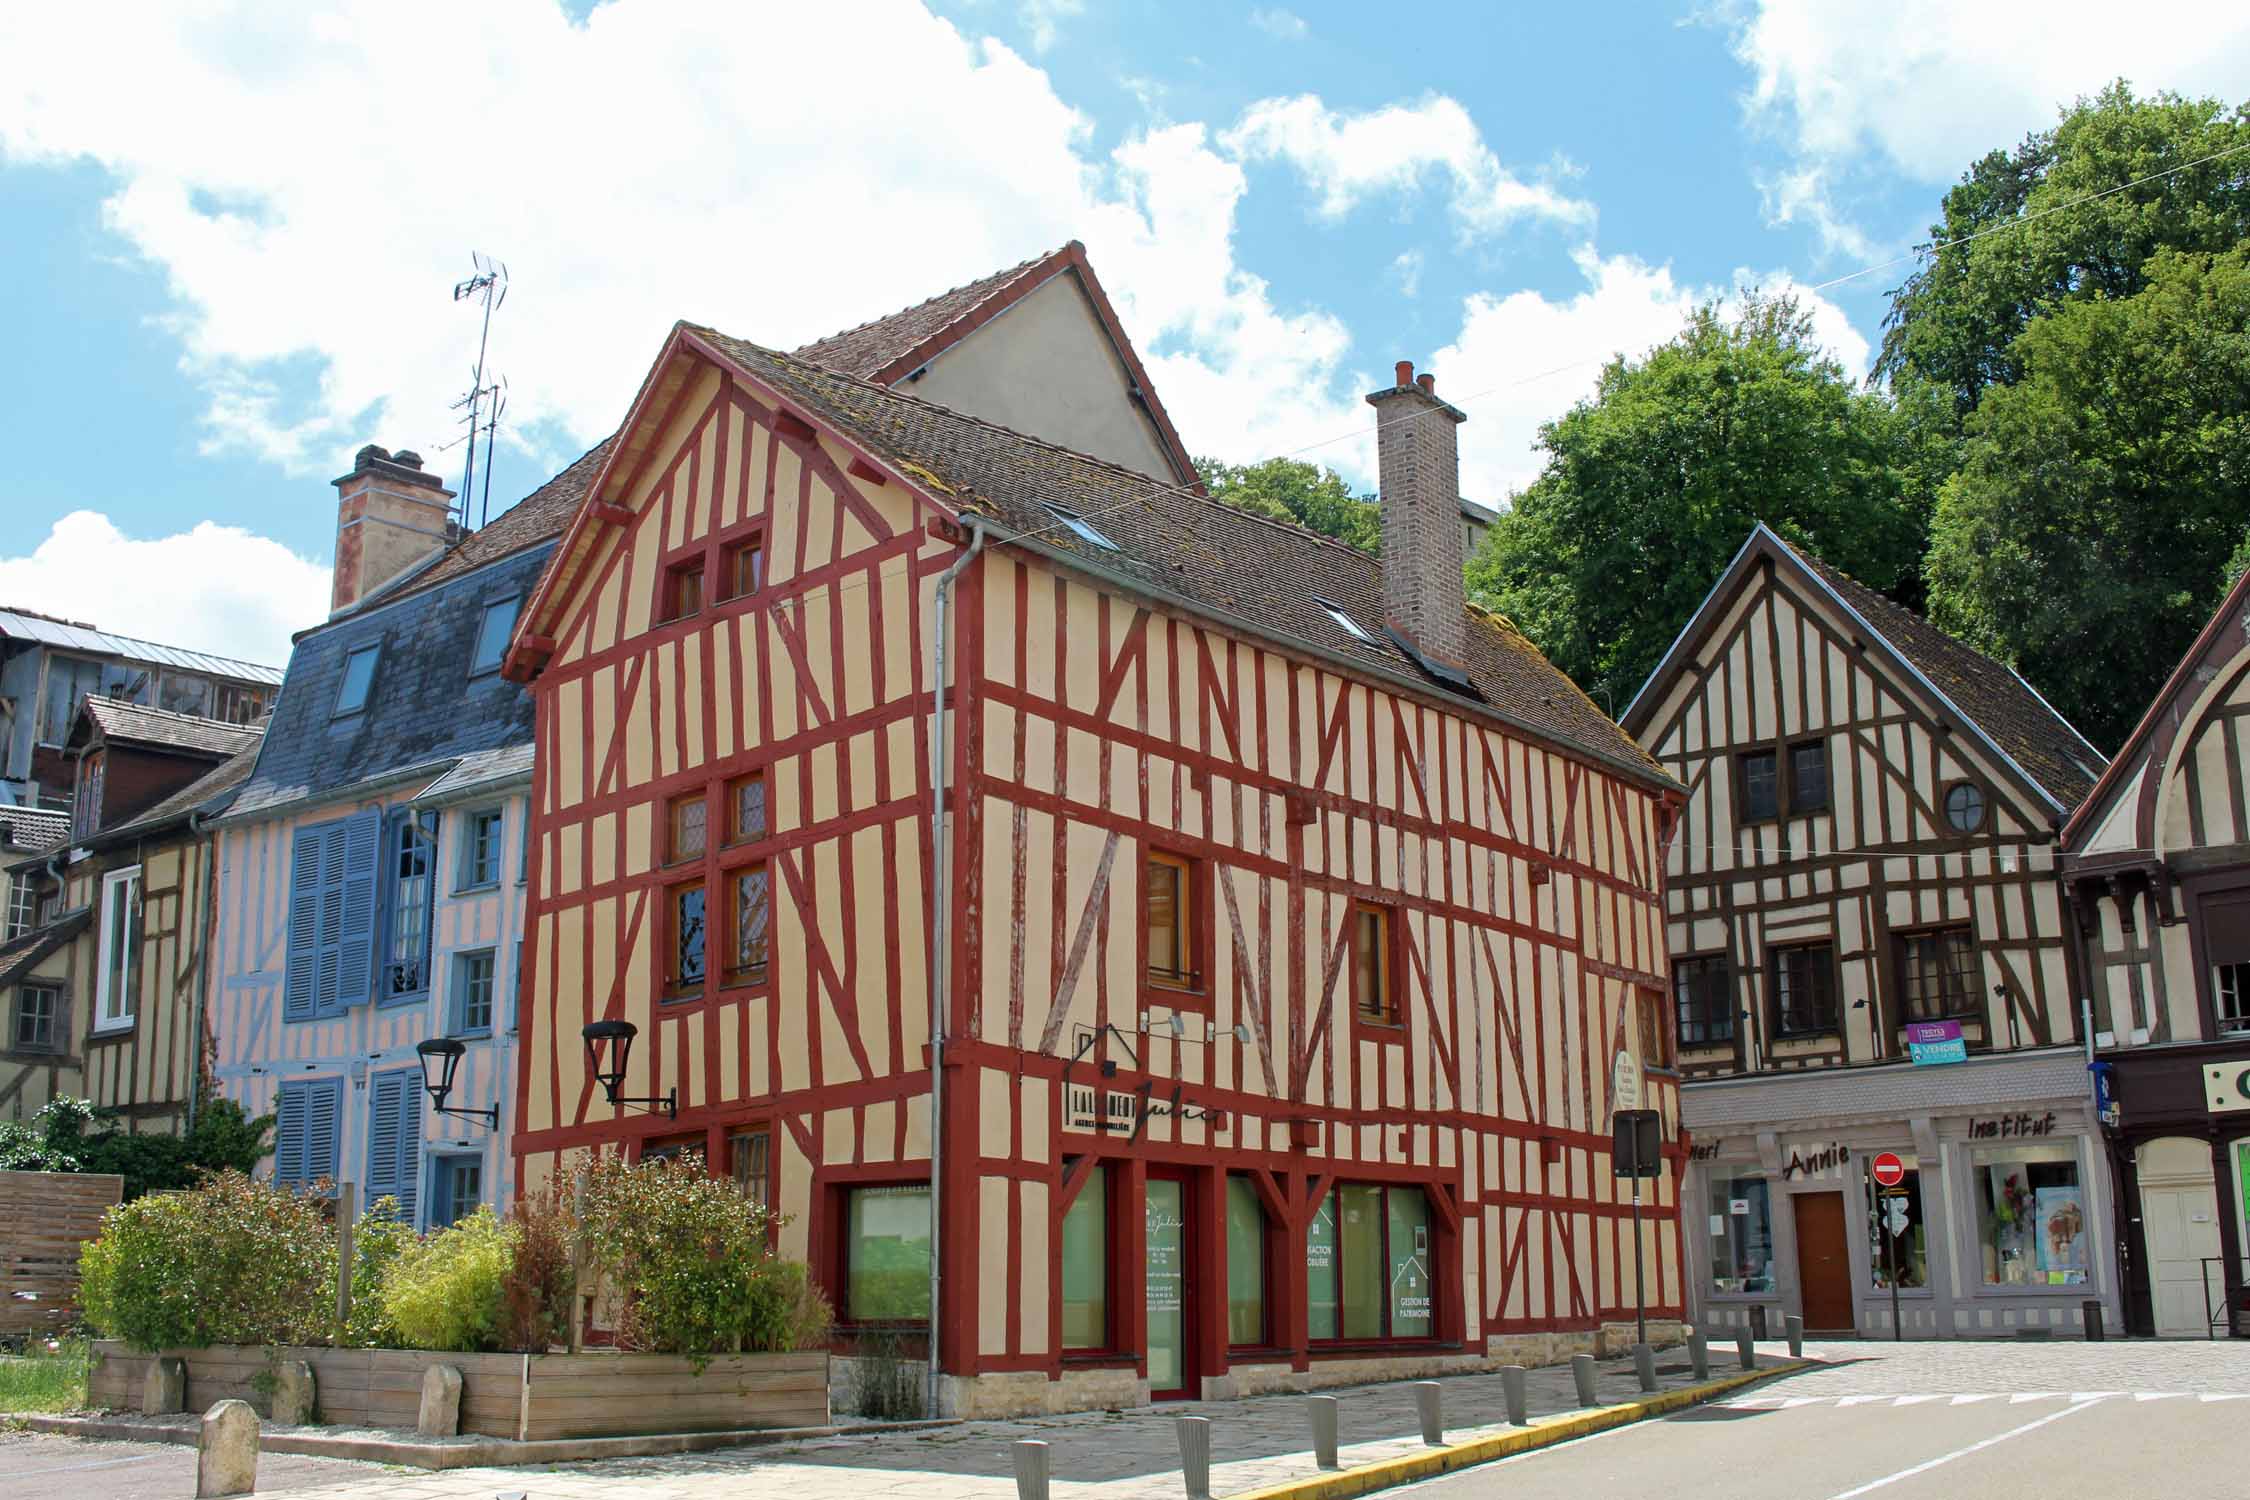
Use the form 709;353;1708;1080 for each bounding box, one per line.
2204;1060;2250;1115
1906;1019;1967;1066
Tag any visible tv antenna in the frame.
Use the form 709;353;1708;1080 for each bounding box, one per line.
450;252;508;530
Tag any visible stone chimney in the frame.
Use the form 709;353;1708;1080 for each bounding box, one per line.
1368;359;1468;666
330;445;456;614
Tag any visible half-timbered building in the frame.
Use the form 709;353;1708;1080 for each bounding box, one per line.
2063;564;2250;1337
504;321;1686;1416
1624;524;2115;1340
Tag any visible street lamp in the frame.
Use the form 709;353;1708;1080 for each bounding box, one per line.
414;1038;498;1129
580;1019;677;1119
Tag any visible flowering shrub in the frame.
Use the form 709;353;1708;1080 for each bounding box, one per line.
379;1209;514;1352
78;1171;335;1351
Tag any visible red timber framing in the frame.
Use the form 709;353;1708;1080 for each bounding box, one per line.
506;326;1685;1412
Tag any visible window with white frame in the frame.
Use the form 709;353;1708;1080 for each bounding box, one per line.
451;948;497;1035
457;807;504;890
5;874;36;942
94;866;141;1032
469;595;520;676
1312;597;1376;644
2217;961;2250;1036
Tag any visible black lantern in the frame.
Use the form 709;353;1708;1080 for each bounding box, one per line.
581;1019;676;1118
414;1037;498;1129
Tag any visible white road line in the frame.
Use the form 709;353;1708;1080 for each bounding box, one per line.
1822;1398;2106;1500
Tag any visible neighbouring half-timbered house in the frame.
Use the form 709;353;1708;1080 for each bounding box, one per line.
2063;564;2250;1338
1624;524;2114;1341
206;446;575;1227
0;702;261;1128
504;326;1686;1417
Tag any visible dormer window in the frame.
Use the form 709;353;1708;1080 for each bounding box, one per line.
334;644;380;717
1045;505;1119;551
1313;598;1375;645
471;595;520;676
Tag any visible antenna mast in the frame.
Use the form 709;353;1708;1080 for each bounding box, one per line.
450;253;509;530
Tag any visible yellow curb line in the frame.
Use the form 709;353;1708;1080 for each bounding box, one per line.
1228;1361;1811;1500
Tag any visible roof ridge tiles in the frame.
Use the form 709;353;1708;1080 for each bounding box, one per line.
789;245;1066;363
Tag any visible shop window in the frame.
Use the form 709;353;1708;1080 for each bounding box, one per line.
844;1184;931;1322
1972;1145;2088;1286
1770;942;1837;1037
1706;1174;1775;1294
1788;739;1830;815
1866;1155;1928;1291
1144;850;1201;994
12;983;61;1053
722;538;766;601
1306;1183;1432;1342
1060;1163;1109;1350
1737;750;1779;823
1226;1175;1267;1346
666;882;706;1001
1673;954;1733;1046
730;1128;771;1210
662;559;705;622
727;771;768;845
94;866;140;1032
725;865;770;986
1896;926;1979;1022
667;792;707;865
1350;904;1399;1026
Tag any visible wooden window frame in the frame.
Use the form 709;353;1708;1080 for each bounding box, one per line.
1786;737;1831;816
665;789;710;867
1636;983;1674;1070
1941;780;1988;835
660;557;706;623
1893;924;1981;1024
721;861;771;993
9;981;64;1055
1671;953;1734;1048
1349;901;1405;1039
728;1125;776;1214
1140;846;1211;1010
720;531;768;603
724;770;769;848
1735;748;1780;825
661;877;708;1005
1768;941;1839;1039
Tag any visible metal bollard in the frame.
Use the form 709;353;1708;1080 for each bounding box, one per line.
1412;1381;1443;1446
1632;1343;1658;1393
1688;1332;1710;1381
1177;1415;1212;1500
1784;1313;1804;1358
1571;1353;1599;1408
1736;1330;1755;1371
1307;1394;1340;1470
1500;1365;1528;1426
1013;1439;1051;1500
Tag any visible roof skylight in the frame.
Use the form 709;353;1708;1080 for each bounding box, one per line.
1314;598;1375;644
1044;504;1120;551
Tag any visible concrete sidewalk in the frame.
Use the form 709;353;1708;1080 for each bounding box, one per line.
23;1342;1794;1499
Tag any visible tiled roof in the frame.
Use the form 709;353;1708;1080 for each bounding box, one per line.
792;249;1059;379
685;326;1668;786
0;906;90;991
0;608;282;684
1797;554;2104;812
227;540;553;822
365;438;614;612
95;739;264;844
0;805;70;855
76;698;263;760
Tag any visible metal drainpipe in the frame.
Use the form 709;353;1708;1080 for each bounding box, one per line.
925;515;989;1420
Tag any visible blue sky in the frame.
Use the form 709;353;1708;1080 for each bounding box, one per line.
3;1;2245;667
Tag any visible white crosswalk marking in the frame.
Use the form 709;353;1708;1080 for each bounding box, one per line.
1709;1390;2250;1411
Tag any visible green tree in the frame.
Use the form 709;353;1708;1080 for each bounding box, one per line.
0;1095;272;1199
1197;456;1381;552
1466;294;1922;715
1925;248;2250;752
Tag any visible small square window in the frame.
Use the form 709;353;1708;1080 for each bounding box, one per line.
668;792;707;864
727;772;767;846
1351;903;1397;1024
1313;597;1375;645
452;948;497;1034
1738;750;1779;822
335;645;380;716
727;864;770;985
723;539;766;600
668;882;706;1000
458;808;504;890
13;983;60;1052
1045;504;1119;551
470;596;520;676
1788;739;1830;815
664;559;706;621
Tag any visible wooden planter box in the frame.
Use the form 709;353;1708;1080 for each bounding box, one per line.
87;1342;829;1439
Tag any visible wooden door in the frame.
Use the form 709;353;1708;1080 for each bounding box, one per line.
1792;1191;1854;1332
2142;1180;2223;1336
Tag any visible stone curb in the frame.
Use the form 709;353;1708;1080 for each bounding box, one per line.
1225;1362;1810;1500
7;1411;961;1470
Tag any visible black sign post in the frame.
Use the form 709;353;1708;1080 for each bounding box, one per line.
1612;1108;1662;1347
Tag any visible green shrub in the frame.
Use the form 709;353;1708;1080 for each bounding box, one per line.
77;1171;335;1351
0;1096;272;1199
378;1209;513;1353
342;1199;416;1348
498;1184;577;1353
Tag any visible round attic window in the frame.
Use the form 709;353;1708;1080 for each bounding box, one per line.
1943;781;1986;834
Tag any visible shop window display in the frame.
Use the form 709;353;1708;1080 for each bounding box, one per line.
1707;1174;1775;1293
1974;1145;2087;1286
1866;1158;1928;1290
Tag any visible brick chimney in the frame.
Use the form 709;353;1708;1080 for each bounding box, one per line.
330;445;456;615
1368;359;1468;666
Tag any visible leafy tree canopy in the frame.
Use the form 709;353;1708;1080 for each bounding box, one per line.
1925;247;2250;751
1197;455;1381;552
1466;293;1922;717
0;1095;273;1200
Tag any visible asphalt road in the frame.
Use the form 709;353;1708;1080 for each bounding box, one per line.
0;1432;380;1500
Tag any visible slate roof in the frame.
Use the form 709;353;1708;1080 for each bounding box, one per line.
793;249;1057;378
0;906;89;991
414;742;534;805
1796;553;2104;811
0;608;282;684
0;805;70;855
93;739;264;846
683;326;1668;787
73;698;263;761
226;540;555;821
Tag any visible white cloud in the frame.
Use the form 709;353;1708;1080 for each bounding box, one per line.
0;0;1367;487
1018;0;1083;53
0;511;327;668
1249;8;1309;41
1426;247;1870;502
1723;2;2250;255
1222;94;1593;239
1391;249;1423;298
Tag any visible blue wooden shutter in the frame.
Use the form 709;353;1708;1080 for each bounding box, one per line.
366;1069;423;1224
334;809;381;1010
283;830;324;1022
274;1081;308;1183
307;1078;341;1183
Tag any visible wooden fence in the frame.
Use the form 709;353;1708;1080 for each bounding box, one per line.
0;1170;123;1339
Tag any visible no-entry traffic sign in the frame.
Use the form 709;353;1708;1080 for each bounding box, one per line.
1870;1150;1907;1189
